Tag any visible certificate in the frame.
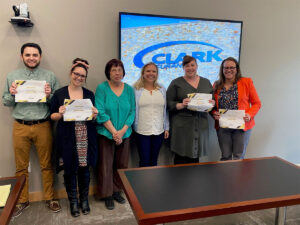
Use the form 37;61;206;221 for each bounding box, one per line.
187;93;214;112
219;109;245;129
15;80;46;102
63;99;93;121
0;184;11;207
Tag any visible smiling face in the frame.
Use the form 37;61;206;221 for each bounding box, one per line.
109;66;124;83
70;66;87;87
223;60;237;82
21;47;42;70
142;64;158;84
183;59;198;78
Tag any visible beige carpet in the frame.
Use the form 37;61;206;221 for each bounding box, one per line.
10;197;300;225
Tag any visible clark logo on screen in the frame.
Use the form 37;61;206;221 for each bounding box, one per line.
120;13;242;87
133;41;223;69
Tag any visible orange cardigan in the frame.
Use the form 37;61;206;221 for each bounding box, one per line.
213;77;261;131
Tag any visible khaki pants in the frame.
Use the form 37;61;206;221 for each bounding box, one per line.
96;135;130;198
13;121;54;203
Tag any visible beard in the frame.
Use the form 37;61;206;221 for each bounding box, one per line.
23;61;40;69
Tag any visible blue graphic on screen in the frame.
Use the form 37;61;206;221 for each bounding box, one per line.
120;13;242;87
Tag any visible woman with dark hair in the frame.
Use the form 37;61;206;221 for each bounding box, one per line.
212;57;261;160
50;58;98;217
133;62;169;167
167;55;214;164
95;59;135;210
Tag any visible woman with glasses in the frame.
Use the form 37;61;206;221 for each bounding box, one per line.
212;57;261;160
50;58;98;217
133;62;169;167
167;55;214;164
95;59;135;210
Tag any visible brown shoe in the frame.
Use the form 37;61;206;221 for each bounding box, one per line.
46;200;61;213
13;201;30;218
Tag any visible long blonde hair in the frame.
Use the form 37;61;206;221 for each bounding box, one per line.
133;62;161;90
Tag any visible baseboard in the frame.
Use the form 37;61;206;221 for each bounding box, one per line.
29;185;97;202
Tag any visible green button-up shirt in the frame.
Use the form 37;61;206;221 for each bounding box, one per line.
2;67;60;120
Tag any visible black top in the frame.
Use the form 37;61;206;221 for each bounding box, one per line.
218;84;238;110
124;158;300;213
50;86;98;174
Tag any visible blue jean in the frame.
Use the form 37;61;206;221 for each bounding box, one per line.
241;129;252;159
217;128;252;160
135;132;164;167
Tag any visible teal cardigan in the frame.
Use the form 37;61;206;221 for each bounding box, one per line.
95;81;135;139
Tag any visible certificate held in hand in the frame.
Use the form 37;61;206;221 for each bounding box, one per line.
15;80;46;102
63;99;93;121
219;109;245;129
187;93;214;112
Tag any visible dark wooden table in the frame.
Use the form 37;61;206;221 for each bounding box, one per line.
0;175;25;225
118;157;300;225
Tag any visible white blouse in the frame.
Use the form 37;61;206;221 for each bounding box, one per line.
136;89;165;135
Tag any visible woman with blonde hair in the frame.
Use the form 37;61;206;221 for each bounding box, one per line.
133;62;169;167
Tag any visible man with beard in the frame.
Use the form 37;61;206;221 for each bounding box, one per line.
2;43;61;217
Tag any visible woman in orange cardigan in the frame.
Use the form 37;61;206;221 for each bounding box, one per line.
212;57;261;160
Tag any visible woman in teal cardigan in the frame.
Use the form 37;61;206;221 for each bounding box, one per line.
95;59;135;210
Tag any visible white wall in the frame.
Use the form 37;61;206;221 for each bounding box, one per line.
175;0;300;161
0;0;299;194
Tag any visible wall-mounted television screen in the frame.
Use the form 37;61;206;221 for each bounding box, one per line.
119;12;242;88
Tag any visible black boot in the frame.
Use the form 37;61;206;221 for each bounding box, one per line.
78;167;90;215
70;202;80;217
104;196;114;210
64;174;80;217
113;192;126;204
80;200;90;215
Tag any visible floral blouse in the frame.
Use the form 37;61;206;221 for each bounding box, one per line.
218;84;238;110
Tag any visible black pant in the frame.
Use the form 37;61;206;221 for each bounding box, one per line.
64;166;90;203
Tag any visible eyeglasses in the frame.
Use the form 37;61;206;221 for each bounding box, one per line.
223;67;236;70
72;72;87;79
